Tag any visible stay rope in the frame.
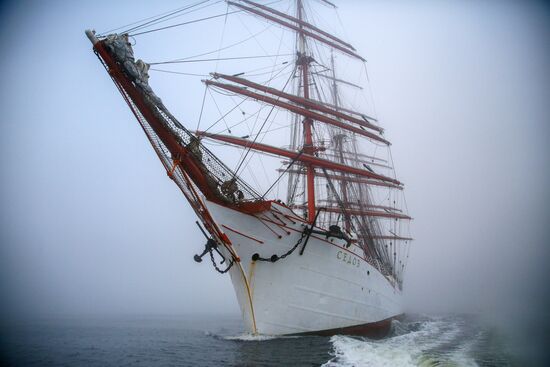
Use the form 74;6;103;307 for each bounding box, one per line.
233;64;297;176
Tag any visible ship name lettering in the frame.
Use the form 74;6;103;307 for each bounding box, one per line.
336;250;360;268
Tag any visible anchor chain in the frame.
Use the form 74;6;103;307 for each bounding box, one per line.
194;221;234;274
208;246;234;274
251;208;326;263
251;225;310;263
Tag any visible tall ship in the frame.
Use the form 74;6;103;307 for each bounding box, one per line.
86;0;412;336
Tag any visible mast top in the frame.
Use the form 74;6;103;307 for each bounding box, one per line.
227;0;365;61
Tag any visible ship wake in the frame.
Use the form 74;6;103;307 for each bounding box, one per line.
322;315;480;367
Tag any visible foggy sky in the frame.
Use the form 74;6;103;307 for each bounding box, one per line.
0;0;549;325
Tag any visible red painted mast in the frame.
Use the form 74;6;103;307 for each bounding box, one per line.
297;0;316;223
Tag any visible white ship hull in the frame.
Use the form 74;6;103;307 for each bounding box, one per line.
205;200;402;336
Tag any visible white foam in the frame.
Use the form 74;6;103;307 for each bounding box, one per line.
322;318;478;367
223;333;299;341
322;335;417;367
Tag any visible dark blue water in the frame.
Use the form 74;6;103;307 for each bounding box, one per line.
0;314;547;366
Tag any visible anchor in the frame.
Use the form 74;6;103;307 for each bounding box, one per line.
194;238;221;263
194;221;226;264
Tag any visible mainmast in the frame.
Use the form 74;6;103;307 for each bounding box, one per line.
297;0;316;223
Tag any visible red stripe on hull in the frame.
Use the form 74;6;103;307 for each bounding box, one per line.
292;314;401;338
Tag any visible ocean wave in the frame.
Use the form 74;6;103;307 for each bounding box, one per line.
322;316;479;367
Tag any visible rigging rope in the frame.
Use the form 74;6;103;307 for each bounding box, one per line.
148;54;293;65
150;68;208;77
170;25;273;62
123;0;212;35
127;0;284;37
98;0;212;35
233;64;297;176
208;88;233;133
203;98;249;133
196;85;209;131
262;150;304;198
128;11;241;37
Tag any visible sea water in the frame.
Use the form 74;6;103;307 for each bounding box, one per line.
0;313;545;366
